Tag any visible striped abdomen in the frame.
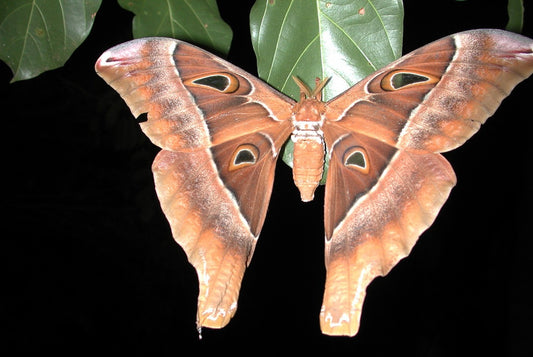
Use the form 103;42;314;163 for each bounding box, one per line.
292;137;325;202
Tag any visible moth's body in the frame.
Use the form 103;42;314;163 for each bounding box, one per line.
95;29;533;337
291;93;327;201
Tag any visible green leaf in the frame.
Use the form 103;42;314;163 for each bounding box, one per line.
118;0;232;56
506;0;523;33
250;0;403;174
0;0;102;82
250;0;403;101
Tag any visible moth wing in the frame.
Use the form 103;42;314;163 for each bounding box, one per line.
96;38;294;329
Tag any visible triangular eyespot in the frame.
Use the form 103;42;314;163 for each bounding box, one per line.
228;144;259;171
343;147;369;174
186;72;240;93
381;70;439;91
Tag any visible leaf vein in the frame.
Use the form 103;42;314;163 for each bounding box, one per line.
267;0;294;82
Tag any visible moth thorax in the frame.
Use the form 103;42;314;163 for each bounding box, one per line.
292;137;325;202
291;98;325;142
291;115;324;144
290;128;323;144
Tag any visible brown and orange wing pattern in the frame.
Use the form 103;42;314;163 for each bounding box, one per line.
320;29;533;336
326;29;533;153
95;38;294;331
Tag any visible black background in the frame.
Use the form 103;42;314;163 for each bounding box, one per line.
3;0;532;355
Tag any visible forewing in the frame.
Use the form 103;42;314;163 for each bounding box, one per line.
95;37;295;151
326;29;533;153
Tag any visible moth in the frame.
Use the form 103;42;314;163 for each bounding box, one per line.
95;29;533;336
